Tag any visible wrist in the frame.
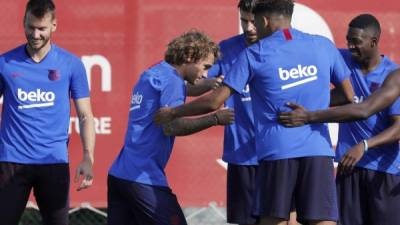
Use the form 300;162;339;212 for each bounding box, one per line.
170;107;178;119
305;112;313;124
83;150;94;163
212;113;220;126
362;139;369;152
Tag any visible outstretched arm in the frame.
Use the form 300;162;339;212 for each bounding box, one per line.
162;107;234;136
154;84;233;125
186;76;224;96
279;69;400;126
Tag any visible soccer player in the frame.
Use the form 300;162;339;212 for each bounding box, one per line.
154;1;354;225
280;14;400;225
0;0;95;225
206;1;258;224
107;30;234;225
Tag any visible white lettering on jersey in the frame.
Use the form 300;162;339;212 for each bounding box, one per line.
129;92;143;111
17;88;56;109
241;84;251;102
353;95;364;103
279;65;318;90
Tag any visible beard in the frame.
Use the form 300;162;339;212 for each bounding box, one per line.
27;36;51;52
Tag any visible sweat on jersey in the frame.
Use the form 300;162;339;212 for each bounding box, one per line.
0;44;90;164
109;61;186;187
223;28;350;161
336;49;400;175
208;34;257;165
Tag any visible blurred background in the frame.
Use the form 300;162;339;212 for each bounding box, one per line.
0;0;399;224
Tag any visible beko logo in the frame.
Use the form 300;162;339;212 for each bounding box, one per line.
17;88;56;109
279;65;318;90
129;92;143;111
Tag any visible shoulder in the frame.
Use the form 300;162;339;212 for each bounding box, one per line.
145;61;182;91
52;44;82;64
382;56;399;71
337;48;352;62
1;44;26;62
220;34;244;48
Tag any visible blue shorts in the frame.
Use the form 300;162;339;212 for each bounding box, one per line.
336;167;400;225
227;163;259;224
107;175;187;225
256;157;338;223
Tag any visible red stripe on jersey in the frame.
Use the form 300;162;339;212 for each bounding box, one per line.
283;29;292;41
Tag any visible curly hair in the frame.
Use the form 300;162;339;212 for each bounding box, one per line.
253;0;294;17
165;30;220;66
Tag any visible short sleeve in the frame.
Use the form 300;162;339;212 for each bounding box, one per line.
207;61;222;78
223;50;251;94
149;72;185;108
70;57;90;99
326;41;350;85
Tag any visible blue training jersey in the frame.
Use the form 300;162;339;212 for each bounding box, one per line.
208;34;257;165
0;44;90;164
336;49;400;175
109;61;186;187
224;28;350;161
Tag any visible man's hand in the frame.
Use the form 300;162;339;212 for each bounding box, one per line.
278;102;309;127
74;154;94;191
338;143;365;175
208;75;224;90
154;107;175;125
214;107;235;125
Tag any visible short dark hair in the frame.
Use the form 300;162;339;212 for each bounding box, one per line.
25;0;56;20
253;0;294;17
165;30;220;66
349;14;381;38
238;0;257;13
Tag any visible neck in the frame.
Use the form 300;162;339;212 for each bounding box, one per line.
358;53;381;74
26;42;52;63
172;64;185;80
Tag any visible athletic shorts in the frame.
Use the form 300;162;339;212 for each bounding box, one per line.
256;156;338;223
336;167;400;225
227;163;259;224
0;162;70;225
107;174;187;225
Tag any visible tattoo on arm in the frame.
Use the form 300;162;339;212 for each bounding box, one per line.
163;114;217;136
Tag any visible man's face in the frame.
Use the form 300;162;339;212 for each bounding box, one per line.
24;11;56;52
240;10;257;44
183;53;214;85
346;27;377;63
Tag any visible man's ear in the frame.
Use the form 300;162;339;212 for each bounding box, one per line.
371;37;378;48
51;18;57;32
262;15;269;28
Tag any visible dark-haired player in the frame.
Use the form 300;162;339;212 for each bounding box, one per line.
154;0;354;224
0;0;95;225
280;14;400;225
207;1;259;224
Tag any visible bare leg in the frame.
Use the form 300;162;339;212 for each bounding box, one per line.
288;211;300;225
